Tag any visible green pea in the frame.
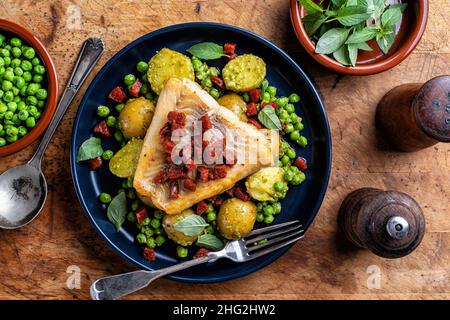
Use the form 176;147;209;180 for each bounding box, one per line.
279;112;289;123
28;105;38;116
136;233;147;244
0;103;6;113
6;125;19;136
11;58;21;68
154;210;163;220
2;80;12;91
263;205;274;216
6;135;18;143
205;225;214;234
11;47;21;58
25;117;36;128
290;131;300;141
33;65;45;75
272;202;282;214
242;92;250;103
155;235;166;246
201;77;212;88
256;213;264;223
7;101;17;112
286;149;295;160
96;105;110;117
144;92;154;101
102;150;114;161
264;215;274;224
26;96;37;106
284;170;294;182
285;103;295;114
284;123;294;133
4;111;13;120
206;212;216;222
274;181;284;192
23;47;35;60
262;91;271;102
150;218;161;229
141;217;151;226
141;74;148;83
115;103;125;112
295;122;304;131
206;204;214;214
191;57;202;70
140;83;150;95
176;246;188;258
266;86;277;97
14;67;23;77
124;74;136;86
114;130;123;142
36;100;45;109
11;86;19;96
143;227;154;238
23;71;31;82
146;237;156;248
127;189;136;199
289;93;300;103
32;74;43;83
0;137;5;147
30;57;40;66
10;37;22;48
209;88;220;100
16;101;26;111
298;136;308;147
106;116;116;128
281;155;290;165
208;67;219;77
36;88;47;100
21;60;32;71
291;172;306;186
17;109;28;121
26;83;38;95
3;57;11;66
0;48;10;57
136;61;149;73
127;212;136;223
98;192;111;203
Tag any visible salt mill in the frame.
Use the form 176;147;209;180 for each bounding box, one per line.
376;75;450;151
338;188;425;259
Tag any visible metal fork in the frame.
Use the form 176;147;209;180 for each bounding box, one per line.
90;220;304;300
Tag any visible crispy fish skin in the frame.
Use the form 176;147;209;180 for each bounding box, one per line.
133;78;278;214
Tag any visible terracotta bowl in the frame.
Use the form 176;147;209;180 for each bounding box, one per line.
0;19;58;157
290;0;429;75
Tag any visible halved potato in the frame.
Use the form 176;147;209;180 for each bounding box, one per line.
147;48;195;94
217;198;257;240
218;93;248;122
119;97;155;139
245;167;285;202
222;54;266;92
109;139;143;178
162;209;198;246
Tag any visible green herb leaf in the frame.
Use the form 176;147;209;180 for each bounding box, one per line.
346;0;358;6
336;5;371;26
389;3;408;13
186;42;227;60
77;137;103;162
196;234;224;251
302;13;328;36
333;45;352;66
331;0;346;10
298;0;324;14
348;44;358;66
354;41;373;51
258;106;282;130
107;192;127;231
174;214;209;237
315;28;350;54
381;7;402;27
345;28;377;44
376;28;395;54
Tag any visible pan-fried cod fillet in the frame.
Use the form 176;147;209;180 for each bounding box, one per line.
134;78;278;214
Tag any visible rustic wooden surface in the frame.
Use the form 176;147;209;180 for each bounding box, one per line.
0;0;449;300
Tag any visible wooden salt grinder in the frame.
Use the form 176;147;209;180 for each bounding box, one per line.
376;75;450;151
338;188;425;259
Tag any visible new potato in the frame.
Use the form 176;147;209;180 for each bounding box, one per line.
222;54;266;92
218;93;248;122
245;167;285;202
118;97;155;139
163;209;199;246
109;139;143;178
218;198;257;240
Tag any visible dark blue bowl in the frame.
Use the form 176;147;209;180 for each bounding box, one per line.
70;22;331;283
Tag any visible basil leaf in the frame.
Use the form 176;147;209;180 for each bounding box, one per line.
258;106;282;130
302;13;328;36
77;137;103;162
354;41;373;51
333;45;352;66
345;28;377;44
107;192;127;231
196;234;224;251
376;29;395;54
331;0;346;10
186;42;227;60
174;214;209;237
315;28;350;54
336;5;371;26
381;7;402;27
346;0;358;6
348;44;358;66
298;0;324;14
389;3;407;13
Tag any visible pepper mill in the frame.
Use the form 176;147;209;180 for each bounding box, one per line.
338;188;425;259
376;75;450;151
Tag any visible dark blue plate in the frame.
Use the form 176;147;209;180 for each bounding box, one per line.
70;22;331;283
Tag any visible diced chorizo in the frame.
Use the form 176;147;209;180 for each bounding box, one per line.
93;120;112;137
183;178;197;191
143;247;156;261
249;89;261;103
169;181;180;199
211;76;225;89
88;157;103;171
234;186;250;201
161;138;176;153
294;157;308;171
166;165;186;180
168;111;186;126
193;248;210;259
213;165;227;179
247;118;263;129
197;166;210;182
196;201;209;215
223;43;236;55
227;53;238;61
108;86;127;103
129;79;142;97
135;207;149;224
200;114;213;132
261;101;279;110
246;102;258;117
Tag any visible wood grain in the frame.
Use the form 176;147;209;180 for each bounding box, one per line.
0;0;449;300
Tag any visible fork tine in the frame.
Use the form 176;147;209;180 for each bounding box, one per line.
245;223;303;245
247;228;304;252
244;234;304;261
245;220;300;238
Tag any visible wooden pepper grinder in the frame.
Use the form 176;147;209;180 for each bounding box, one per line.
376;75;450;151
338;188;425;259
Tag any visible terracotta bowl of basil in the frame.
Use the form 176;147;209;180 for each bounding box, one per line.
290;0;429;75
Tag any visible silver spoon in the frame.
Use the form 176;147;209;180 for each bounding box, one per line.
0;38;104;229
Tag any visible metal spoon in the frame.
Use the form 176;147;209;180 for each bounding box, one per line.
0;38;104;229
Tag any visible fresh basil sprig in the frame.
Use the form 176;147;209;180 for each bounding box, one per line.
299;0;407;66
77;137;103;162
186;42;228;60
174;214;209;237
196;234;224;251
258;106;282;130
107;192;128;231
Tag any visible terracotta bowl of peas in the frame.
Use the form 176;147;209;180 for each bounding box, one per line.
0;19;58;157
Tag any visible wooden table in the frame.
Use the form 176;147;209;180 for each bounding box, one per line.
0;0;449;300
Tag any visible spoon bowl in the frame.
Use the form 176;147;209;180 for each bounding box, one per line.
0;164;47;229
